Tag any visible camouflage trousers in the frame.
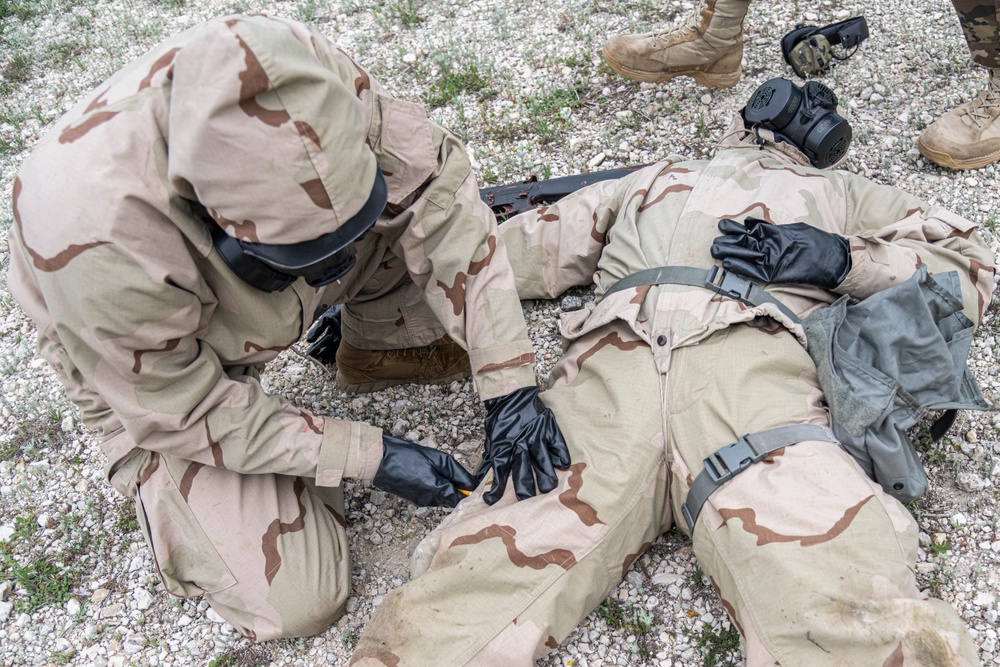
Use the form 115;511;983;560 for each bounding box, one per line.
953;0;1000;68
108;439;351;641
352;321;979;666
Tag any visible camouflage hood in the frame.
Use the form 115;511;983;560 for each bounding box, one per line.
166;16;380;245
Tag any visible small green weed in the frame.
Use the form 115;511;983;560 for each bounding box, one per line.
424;50;493;108
208;644;271;666
687;622;742;667
11;515;37;542
597;598;657;658
929;537;953;558
0;555;80;613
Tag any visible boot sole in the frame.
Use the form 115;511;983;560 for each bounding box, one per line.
335;370;470;395
603;46;741;88
918;137;1000;170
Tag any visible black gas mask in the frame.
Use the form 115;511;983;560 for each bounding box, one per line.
741;77;852;169
206;170;387;292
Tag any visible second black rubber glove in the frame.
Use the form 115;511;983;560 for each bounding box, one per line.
305;304;342;366
710;217;851;289
372;435;477;508
476;386;571;504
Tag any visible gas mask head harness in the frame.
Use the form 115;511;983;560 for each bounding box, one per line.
741;77;852;170
205;169;388;292
781;16;869;78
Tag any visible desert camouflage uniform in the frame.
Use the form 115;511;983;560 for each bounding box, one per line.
7;15;536;640
954;0;1000;68
352;131;995;665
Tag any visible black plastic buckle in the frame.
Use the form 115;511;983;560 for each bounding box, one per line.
702;435;765;484
706;266;755;302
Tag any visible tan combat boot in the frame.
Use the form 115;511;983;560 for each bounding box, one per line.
335;337;471;394
602;0;751;87
918;69;1000;170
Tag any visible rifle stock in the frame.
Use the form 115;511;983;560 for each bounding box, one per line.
478;165;646;222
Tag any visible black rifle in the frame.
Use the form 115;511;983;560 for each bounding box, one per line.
479;165;646;223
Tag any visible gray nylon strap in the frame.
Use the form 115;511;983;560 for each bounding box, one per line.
603;265;801;326
681;424;839;532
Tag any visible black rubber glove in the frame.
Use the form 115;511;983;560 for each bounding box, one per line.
475;386;571;505
306;304;342;366
372;435;477;508
710;217;852;289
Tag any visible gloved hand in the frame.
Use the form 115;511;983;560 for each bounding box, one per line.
306;304;342;366
475;386;571;504
372;435;477;508
710;217;852;289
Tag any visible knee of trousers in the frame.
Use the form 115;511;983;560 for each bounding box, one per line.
207;551;352;641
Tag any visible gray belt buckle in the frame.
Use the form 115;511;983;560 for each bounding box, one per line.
702;435;764;484
706;266;755;302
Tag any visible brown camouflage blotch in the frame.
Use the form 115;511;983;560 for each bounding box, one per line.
536;206;559;223
761;447;785;464
138;47;181;91
214;212;261;242
759;163;828;179
436;275;468;316
84;87;111;113
294;120;322;148
627;189;649;209
58;111;121;144
468;236;497;275
348;647;400;667
545;636;559;649
576;331;647;370
179;461;205;502
558;462;604;527
261;478;308;585
620;541;652;578
882;642;905;667
903;207;926;219
638;183;694;213
139;451;161;486
244;341;287;354
234;34;291;127
709;576;745;636
477;352;536;374
324;503;346;528
132;338;180;374
12;178;111;271
297;410;323;435
205;421;226;468
394;314;405;327
590;211;606;244
718;495;874;547
299;179;334;209
969;257;995;318
629;285;651;305
948;227;975;240
450;525;577;570
721;203;776;223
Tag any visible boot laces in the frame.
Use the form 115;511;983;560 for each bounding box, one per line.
650;10;702;45
963;75;1000;128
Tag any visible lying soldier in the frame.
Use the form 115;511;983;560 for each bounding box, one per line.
352;81;996;666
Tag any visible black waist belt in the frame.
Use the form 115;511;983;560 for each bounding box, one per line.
603;265;802;326
681;423;839;531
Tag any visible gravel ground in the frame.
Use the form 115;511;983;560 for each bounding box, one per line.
3;0;1000;665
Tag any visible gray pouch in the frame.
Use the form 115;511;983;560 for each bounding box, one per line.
804;266;991;502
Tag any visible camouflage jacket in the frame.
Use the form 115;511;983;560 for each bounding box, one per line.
503;137;996;368
7;15;535;484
